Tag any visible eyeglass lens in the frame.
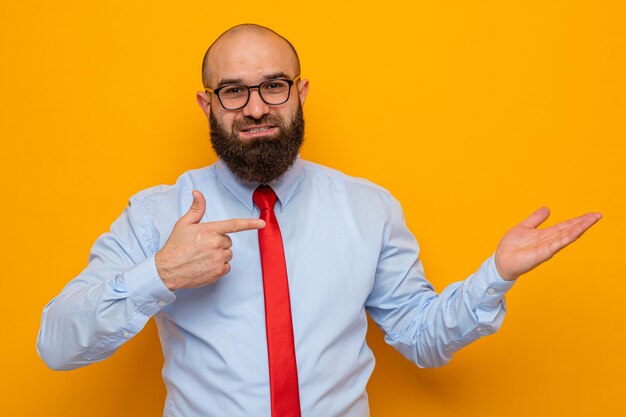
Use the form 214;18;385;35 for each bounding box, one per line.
219;80;291;109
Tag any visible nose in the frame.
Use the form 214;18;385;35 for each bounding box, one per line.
242;88;270;119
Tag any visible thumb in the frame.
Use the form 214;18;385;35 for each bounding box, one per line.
179;190;206;225
519;206;551;229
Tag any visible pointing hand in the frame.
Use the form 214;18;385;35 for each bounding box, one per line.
155;190;265;290
495;207;602;281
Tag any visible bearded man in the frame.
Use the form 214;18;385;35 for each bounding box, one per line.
37;24;601;417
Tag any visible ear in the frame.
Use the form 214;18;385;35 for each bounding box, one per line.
196;91;211;117
297;78;310;106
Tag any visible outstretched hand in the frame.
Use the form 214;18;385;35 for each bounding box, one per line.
495;207;602;281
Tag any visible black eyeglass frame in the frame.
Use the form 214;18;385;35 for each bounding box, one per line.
205;75;301;110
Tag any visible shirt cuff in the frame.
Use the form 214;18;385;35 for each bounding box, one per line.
123;253;176;316
468;254;516;309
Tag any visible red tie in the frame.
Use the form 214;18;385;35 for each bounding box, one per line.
253;185;301;417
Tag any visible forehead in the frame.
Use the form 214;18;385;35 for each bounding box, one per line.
207;32;298;85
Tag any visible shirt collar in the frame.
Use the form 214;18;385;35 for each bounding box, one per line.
215;156;305;213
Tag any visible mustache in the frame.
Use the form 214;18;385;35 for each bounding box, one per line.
233;115;283;131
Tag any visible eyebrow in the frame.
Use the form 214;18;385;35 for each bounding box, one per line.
216;72;293;88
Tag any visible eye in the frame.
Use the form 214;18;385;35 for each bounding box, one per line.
220;85;247;97
262;80;288;94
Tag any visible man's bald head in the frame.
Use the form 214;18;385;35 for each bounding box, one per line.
201;24;301;88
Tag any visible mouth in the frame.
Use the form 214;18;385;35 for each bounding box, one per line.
238;125;278;138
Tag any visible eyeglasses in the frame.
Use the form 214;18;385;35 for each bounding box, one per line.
205;75;300;110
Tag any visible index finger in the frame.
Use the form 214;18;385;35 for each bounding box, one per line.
539;212;602;237
207;218;266;234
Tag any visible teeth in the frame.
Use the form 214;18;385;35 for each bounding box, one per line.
248;127;270;133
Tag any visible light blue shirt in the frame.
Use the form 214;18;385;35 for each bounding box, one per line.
37;157;515;417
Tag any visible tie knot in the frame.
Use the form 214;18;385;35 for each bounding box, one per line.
253;185;278;210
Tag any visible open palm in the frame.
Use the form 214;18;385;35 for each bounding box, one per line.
495;207;602;281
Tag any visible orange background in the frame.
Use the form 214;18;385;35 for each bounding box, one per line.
1;1;625;416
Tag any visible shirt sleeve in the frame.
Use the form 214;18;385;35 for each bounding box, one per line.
365;193;515;368
36;197;176;370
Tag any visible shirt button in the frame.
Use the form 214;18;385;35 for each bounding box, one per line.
122;331;129;338
158;300;167;307
487;288;496;295
476;327;483;332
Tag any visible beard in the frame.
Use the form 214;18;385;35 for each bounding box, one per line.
209;105;305;184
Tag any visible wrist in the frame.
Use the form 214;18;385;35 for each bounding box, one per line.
494;252;519;281
155;250;179;291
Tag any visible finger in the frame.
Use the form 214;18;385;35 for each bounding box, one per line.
209;218;266;235
541;213;602;257
210;259;232;281
215;234;232;249
562;212;603;242
178;190;206;225
548;212;600;233
519;207;551;229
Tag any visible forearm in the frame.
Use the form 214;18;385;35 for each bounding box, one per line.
37;254;175;370
383;255;515;368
